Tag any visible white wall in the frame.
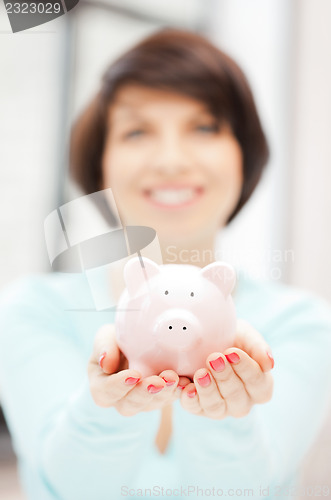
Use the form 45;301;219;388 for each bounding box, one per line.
96;0;205;29
0;4;66;289
208;0;331;304
207;0;294;285
287;0;331;302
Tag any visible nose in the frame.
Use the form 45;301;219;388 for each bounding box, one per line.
167;320;189;333
153;309;203;351
149;132;193;175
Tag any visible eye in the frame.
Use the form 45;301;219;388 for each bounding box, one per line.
164;290;169;295
190;292;194;297
125;129;146;139
195;123;219;133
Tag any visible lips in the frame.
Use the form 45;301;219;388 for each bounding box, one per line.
143;185;204;209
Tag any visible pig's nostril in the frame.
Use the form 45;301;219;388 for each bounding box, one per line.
168;326;172;330
183;326;187;330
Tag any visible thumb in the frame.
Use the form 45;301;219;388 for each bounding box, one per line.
232;318;275;372
92;324;121;374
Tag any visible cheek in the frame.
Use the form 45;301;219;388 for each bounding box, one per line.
199;141;243;187
102;145;135;190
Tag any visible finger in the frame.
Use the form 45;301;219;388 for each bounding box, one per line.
193;368;227;419
218;348;273;404
205;352;251;418
121;375;166;408
158;369;180;395
180;383;203;416
88;367;142;408
91;324;121;374
235;319;275;372
158;370;182;403
176;376;191;394
159;369;179;387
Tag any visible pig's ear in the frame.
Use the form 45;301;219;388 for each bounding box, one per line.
200;261;236;299
123;256;160;296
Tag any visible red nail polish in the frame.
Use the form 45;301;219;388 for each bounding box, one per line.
177;384;185;390
266;351;275;369
147;385;164;394
225;352;240;364
209;356;225;372
161;377;176;386
98;352;106;369
187;389;197;398
125;377;140;385
197;373;211;387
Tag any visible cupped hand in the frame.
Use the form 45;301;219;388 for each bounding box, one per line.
180;319;274;419
88;324;189;417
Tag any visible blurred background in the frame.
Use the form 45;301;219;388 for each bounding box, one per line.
0;0;330;498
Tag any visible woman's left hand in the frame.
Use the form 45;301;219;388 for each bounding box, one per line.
180;319;274;419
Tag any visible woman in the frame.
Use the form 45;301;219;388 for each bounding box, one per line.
0;28;331;500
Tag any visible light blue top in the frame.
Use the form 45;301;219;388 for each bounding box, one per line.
0;269;331;500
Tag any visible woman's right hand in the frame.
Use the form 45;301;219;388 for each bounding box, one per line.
88;324;190;416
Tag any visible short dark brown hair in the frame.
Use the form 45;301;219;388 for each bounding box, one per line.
69;28;269;224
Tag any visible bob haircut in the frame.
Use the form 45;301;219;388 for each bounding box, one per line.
69;28;269;224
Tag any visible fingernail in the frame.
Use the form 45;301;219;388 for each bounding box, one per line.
161;377;176;386
98;352;107;369
197;372;211;387
125;377;140;385
266;351;275;369
147;385;164;394
209;356;225;372
187;389;197;398
177;384;185;390
225;352;240;364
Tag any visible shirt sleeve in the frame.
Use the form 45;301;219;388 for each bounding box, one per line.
172;287;331;495
0;276;160;500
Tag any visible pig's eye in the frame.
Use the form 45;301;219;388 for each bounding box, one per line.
164;290;169;295
190;292;194;297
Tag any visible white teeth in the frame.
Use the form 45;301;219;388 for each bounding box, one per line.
149;189;196;205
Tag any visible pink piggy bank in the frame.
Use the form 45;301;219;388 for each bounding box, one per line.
115;257;237;378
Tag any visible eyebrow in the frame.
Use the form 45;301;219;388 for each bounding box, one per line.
109;102;215;124
111;106;144;120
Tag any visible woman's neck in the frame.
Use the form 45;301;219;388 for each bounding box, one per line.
159;236;217;268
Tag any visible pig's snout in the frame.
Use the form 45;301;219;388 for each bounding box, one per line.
153;309;203;351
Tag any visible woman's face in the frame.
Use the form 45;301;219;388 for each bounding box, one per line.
101;84;243;245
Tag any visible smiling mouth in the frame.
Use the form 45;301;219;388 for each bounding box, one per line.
143;187;204;209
